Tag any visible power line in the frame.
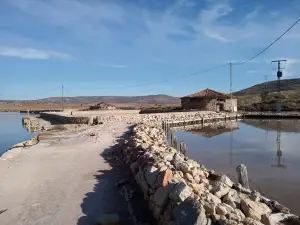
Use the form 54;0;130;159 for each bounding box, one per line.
66;63;229;90
238;17;300;65
71;16;300;91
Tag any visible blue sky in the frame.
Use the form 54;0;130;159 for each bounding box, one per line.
1;0;300;100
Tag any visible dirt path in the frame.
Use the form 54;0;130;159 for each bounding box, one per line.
0;123;133;225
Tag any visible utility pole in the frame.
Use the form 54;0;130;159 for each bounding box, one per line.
271;60;287;112
271;121;286;168
61;85;64;112
230;62;232;99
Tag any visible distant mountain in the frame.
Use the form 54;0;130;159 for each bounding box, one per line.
33;94;181;105
234;78;300;96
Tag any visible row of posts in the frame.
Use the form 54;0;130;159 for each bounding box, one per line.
170;129;187;156
162;120;249;189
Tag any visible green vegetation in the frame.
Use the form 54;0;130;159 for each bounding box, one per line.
234;78;300;111
237;91;300;111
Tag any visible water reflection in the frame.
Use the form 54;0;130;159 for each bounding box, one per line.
188;121;239;138
175;119;300;214
243;120;291;169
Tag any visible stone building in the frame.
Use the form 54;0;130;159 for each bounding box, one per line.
89;102;116;110
189;121;239;138
181;88;237;112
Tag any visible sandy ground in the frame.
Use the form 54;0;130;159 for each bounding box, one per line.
0;122;135;225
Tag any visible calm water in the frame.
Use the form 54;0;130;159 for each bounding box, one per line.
175;119;300;215
0;112;35;156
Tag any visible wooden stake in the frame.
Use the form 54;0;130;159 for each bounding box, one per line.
236;164;249;189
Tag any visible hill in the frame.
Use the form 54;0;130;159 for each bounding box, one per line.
0;95;181;112
234;78;300;96
35;94;181;105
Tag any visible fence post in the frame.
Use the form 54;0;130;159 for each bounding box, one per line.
236;164;249;189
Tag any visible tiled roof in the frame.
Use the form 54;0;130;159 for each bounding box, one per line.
182;88;230;98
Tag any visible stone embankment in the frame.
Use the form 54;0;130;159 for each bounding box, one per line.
40;111;241;125
22;116;52;132
244;112;300;118
120;122;300;225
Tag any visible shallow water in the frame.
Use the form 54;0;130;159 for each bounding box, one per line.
174;119;300;215
0;112;35;156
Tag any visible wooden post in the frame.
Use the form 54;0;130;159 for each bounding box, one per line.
180;141;183;153
173;136;178;150
236;164;249;189
183;143;187;156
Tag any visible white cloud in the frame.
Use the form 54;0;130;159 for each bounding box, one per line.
198;4;234;42
284;58;299;77
269;58;300;77
204;29;231;43
0;46;74;60
244;8;261;21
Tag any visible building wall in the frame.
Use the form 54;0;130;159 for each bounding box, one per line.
225;99;238;112
182;97;237;112
181;98;220;111
181;97;207;110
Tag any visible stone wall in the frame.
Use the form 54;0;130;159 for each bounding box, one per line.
225;99;238;112
182;97;238;112
121;122;299;225
181;98;208;110
40;112;90;124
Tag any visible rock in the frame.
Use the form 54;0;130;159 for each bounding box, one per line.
218;218;239;225
114;178;128;187
191;183;206;195
206;218;212;225
136;170;149;196
225;198;237;209
144;166;160;188
97;214;119;225
186;173;194;182
169;182;192;203
194;175;201;183
172;198;207;225
243;217;264;225
241;198;272;221
187;159;200;169
212;181;230;198
228;209;245;223
153;183;175;207
203;202;216;214
173;154;191;173
207;193;222;204
163;202;173;221
130;162;139;173
173;172;184;183
250;190;261;202
159;166;168;172
218;175;233;187
223;189;241;208
216;205;227;215
165;154;174;161
154;169;173;188
173;153;184;167
261;213;299;225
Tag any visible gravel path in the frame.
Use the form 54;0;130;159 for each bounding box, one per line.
0;122;132;225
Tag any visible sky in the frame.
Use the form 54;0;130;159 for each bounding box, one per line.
1;0;300;100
